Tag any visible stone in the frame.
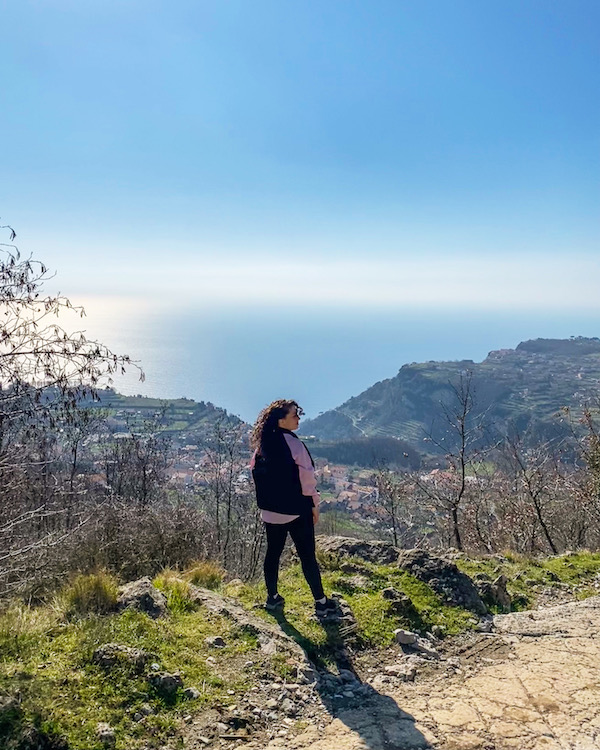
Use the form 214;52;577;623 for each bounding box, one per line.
493;575;512;610
281;698;297;716
316;535;400;564
96;722;116;747
205;635;226;648
475;575;511;611
394;628;418;645
297;663;317;685
148;671;183;696
117;577;167;619
344;574;370;590
413;638;440;659
260;638;277;655
183;686;201;700
92;643;155;674
338;668;357;683
397;549;487;615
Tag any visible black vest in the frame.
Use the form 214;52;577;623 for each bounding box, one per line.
252;428;314;515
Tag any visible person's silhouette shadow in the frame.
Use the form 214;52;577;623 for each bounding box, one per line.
269;609;432;749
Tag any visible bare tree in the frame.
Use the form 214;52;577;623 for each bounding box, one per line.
198;418;264;576
498;432;561;554
419;371;487;551
0;224;140;595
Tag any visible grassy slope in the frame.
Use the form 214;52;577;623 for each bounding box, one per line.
2;552;600;749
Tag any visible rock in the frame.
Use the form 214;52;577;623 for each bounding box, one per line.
117;578;167;619
385;664;417;681
96;722;116;747
296;664;318;685
476;617;494;633
493;575;512;610
260;638;277;655
342;690;355;698
183;686;201;700
382;587;418;616
475;575;511;612
266;698;278;709
394;628;417;645
414;638;440;659
205;636;226;648
397;549;487;615
0;695;19;719
281;698;297;716
316;535;400;564
340;562;368;575
382;586;402;600
92;643;155;674
344;574;370;590
338;668;357;683
330;593;358;632
148;671;183;696
431;625;445;638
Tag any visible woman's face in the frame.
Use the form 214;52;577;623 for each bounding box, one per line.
278;405;301;431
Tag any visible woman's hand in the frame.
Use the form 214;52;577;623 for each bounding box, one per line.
312;506;320;525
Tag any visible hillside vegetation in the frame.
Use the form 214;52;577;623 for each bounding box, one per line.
2;547;600;750
301;337;600;453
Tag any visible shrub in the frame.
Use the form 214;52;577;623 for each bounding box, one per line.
0;603;58;659
153;569;195;613
59;570;119;617
183;560;225;590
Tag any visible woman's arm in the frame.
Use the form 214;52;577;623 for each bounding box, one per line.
283;433;320;509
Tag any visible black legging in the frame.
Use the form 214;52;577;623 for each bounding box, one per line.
264;512;325;600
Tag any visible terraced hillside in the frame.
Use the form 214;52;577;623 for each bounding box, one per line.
300;337;600;454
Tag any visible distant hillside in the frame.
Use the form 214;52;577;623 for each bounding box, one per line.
86;388;244;440
301;337;600;454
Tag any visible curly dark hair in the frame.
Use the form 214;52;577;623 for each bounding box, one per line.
250;399;304;453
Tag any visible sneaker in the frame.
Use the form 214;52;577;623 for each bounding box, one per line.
265;593;285;612
315;597;337;618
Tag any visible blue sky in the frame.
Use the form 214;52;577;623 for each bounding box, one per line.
2;0;599;310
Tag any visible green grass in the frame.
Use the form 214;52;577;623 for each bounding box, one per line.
233;557;474;668
0;595;268;749
456;550;600;612
3;550;599;748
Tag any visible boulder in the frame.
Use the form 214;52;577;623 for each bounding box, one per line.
397;549;487;615
148;671;183;696
474;574;511;612
96;723;116;747
205;635;226;648
316;536;400;565
382;587;418;617
117;577;167;619
394;628;417;645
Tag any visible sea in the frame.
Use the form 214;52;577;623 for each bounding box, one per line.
76;299;600;424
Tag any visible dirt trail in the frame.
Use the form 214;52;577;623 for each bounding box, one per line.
262;596;600;750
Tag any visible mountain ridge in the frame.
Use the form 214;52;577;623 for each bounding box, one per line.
300;337;600;453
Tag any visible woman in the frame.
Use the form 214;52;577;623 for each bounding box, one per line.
250;399;336;618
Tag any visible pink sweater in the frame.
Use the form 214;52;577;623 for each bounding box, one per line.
250;432;320;524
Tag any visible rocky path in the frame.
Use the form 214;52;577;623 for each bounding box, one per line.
261;596;600;750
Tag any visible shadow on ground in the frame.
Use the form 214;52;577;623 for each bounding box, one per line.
270;609;432;750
